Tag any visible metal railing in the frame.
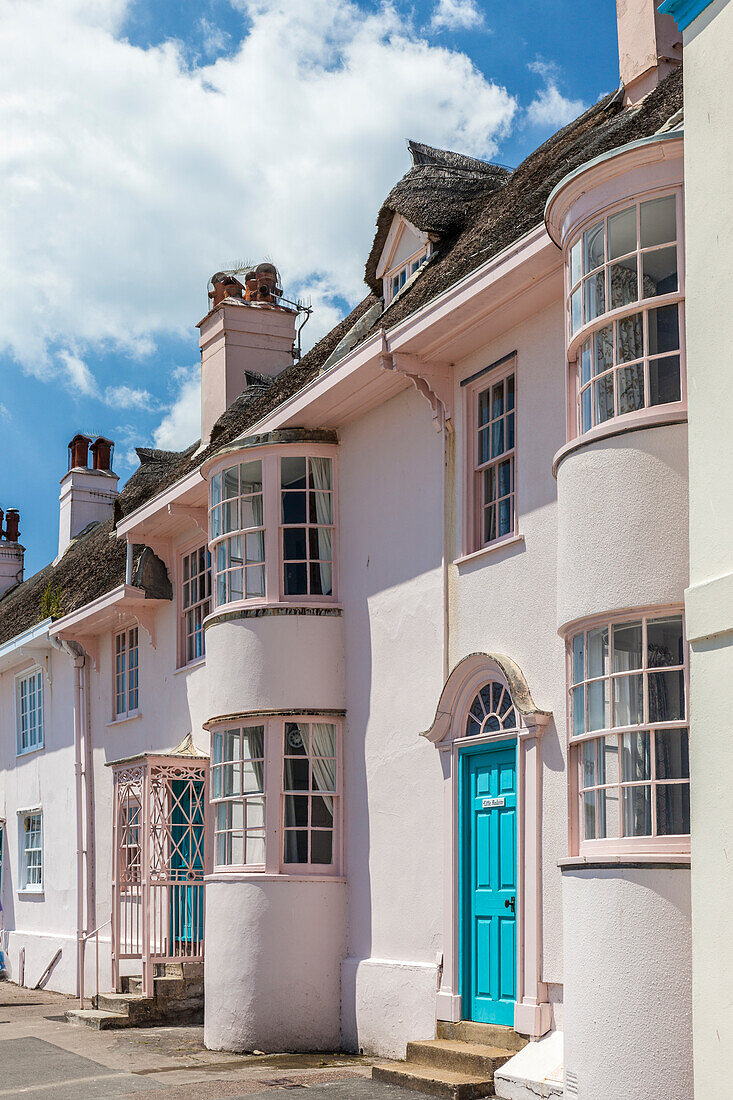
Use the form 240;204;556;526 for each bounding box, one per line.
79;919;111;1010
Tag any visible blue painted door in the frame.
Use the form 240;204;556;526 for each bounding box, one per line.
461;743;517;1025
169;779;204;945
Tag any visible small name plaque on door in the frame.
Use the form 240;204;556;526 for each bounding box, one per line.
482;797;506;809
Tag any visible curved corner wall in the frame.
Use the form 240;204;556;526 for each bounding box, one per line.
204;610;345;716
562;867;692;1100
557;422;689;629
204;876;346;1052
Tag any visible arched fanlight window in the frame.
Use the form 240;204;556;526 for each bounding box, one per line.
465;680;517;737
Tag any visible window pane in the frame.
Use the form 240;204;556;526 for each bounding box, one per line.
584;271;605;324
491;418;504;459
622;785;652;836
594;375;614;424
570;238;582;285
641;247;678;298
613;621;642;671
581;387;592;432
617;362;645;416
283;527;307;560
284;830;308;863
242;495;264;528
583;221;604;272
497;459;511;498
284;562;307;595
583;791;596;840
245;833;265;864
498;497;512;537
285;722;309;755
246;797;265;829
478;388;491;426
597;735;619;786
311;723;335;757
640;195;676;248
284;758;310;790
647;616;684;666
648;304;680;355
649;670;685;723
582;739;595;788
311;796;334;828
281;456;307;489
580;341;592;385
588;626;609;678
506;412;515;450
211;472;222;506
246;564;265;598
245;531;264;564
222;499;238;534
614;673;643;727
622;730;651;782
309;492;333;524
598;786;620;839
593;326;613;376
483;504;496;545
311;831;333;865
282;491;306;524
240;460;262;493
616;313;644;362
309;526;333;563
610;256;638;308
655;729;689;780
243;760;264;794
492;382;504;419
588;680;609;731
656;783;690;835
570;288;582;335
608;206;636;259
506;375;515;411
222;466;239;499
572;633;585;684
285;795;309;827
230;568;244;602
573;687;585;737
649;355;681;405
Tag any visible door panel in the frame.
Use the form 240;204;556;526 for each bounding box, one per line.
462;743;517;1025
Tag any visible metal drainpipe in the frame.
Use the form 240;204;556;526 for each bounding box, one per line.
442;419;455;684
49;636;86;999
125;540;133;586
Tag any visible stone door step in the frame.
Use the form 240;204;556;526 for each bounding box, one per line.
372;1062;496;1099
407;1039;513;1077
64;1008;132;1030
437;1021;528;1054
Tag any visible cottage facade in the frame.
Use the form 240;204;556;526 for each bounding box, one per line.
0;3;727;1098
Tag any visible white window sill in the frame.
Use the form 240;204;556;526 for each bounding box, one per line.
174;657;206;675
18;887;44;896
16;743;44;759
559;853;690;868
106;712;142;728
454;533;525;568
206;870;345;884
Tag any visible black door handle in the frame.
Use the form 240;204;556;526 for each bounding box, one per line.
504;896;515;914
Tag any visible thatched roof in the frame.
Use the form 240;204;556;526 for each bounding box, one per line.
364;140;510;294
0;69;683;649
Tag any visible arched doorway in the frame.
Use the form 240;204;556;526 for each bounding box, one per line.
421;653;552;1038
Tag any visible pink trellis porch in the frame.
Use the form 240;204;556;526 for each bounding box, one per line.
109;734;209;997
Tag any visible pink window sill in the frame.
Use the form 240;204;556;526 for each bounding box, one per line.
454;533;525;568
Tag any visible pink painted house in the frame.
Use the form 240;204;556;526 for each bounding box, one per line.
0;3;701;1097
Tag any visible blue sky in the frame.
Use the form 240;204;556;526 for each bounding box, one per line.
0;0;619;575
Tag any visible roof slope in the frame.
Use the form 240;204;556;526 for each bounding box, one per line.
0;69;683;648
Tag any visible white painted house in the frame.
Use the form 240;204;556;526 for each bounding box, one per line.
1;3;728;1097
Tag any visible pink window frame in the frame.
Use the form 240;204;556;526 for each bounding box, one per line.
177;538;212;668
206;443;339;614
463;356;518;557
207;714;343;879
564;187;687;444
113;624;139;721
384;243;430;305
564;604;690;859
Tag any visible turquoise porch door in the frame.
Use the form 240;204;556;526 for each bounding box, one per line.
460;742;517;1025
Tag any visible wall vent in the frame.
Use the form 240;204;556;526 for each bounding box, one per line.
566;1069;579;1095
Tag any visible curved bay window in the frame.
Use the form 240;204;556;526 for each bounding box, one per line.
567;193;684;437
207;445;337;610
210;716;341;875
568;610;689;856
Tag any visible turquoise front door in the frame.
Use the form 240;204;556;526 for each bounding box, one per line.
460;742;517;1025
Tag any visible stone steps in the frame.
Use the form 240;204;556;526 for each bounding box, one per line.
65;1008;133;1030
66;960;204;1031
372;1020;527;1098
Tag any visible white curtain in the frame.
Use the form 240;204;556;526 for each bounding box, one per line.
311;459;333;596
310;722;336;814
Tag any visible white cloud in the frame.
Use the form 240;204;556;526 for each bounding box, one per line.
103;385;156;409
526;59;585;129
0;0;516;383
0;403;9;421
430;0;485;32
199;16;231;59
153;366;201;451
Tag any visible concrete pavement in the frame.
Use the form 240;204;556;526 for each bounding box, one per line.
0;981;417;1099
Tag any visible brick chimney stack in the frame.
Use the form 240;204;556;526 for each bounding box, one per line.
57;434;119;559
0;507;25;597
616;0;682;105
197;265;297;445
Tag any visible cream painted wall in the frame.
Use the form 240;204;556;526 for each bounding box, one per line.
563;867;693;1100
681;1;733;1094
338;385;446;1056
450;302;567;990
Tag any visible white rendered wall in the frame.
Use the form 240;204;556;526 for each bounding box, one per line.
338;385;445;1057
205;877;346;1052
681;1;733;1093
450;302;567;994
562;867;692;1100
